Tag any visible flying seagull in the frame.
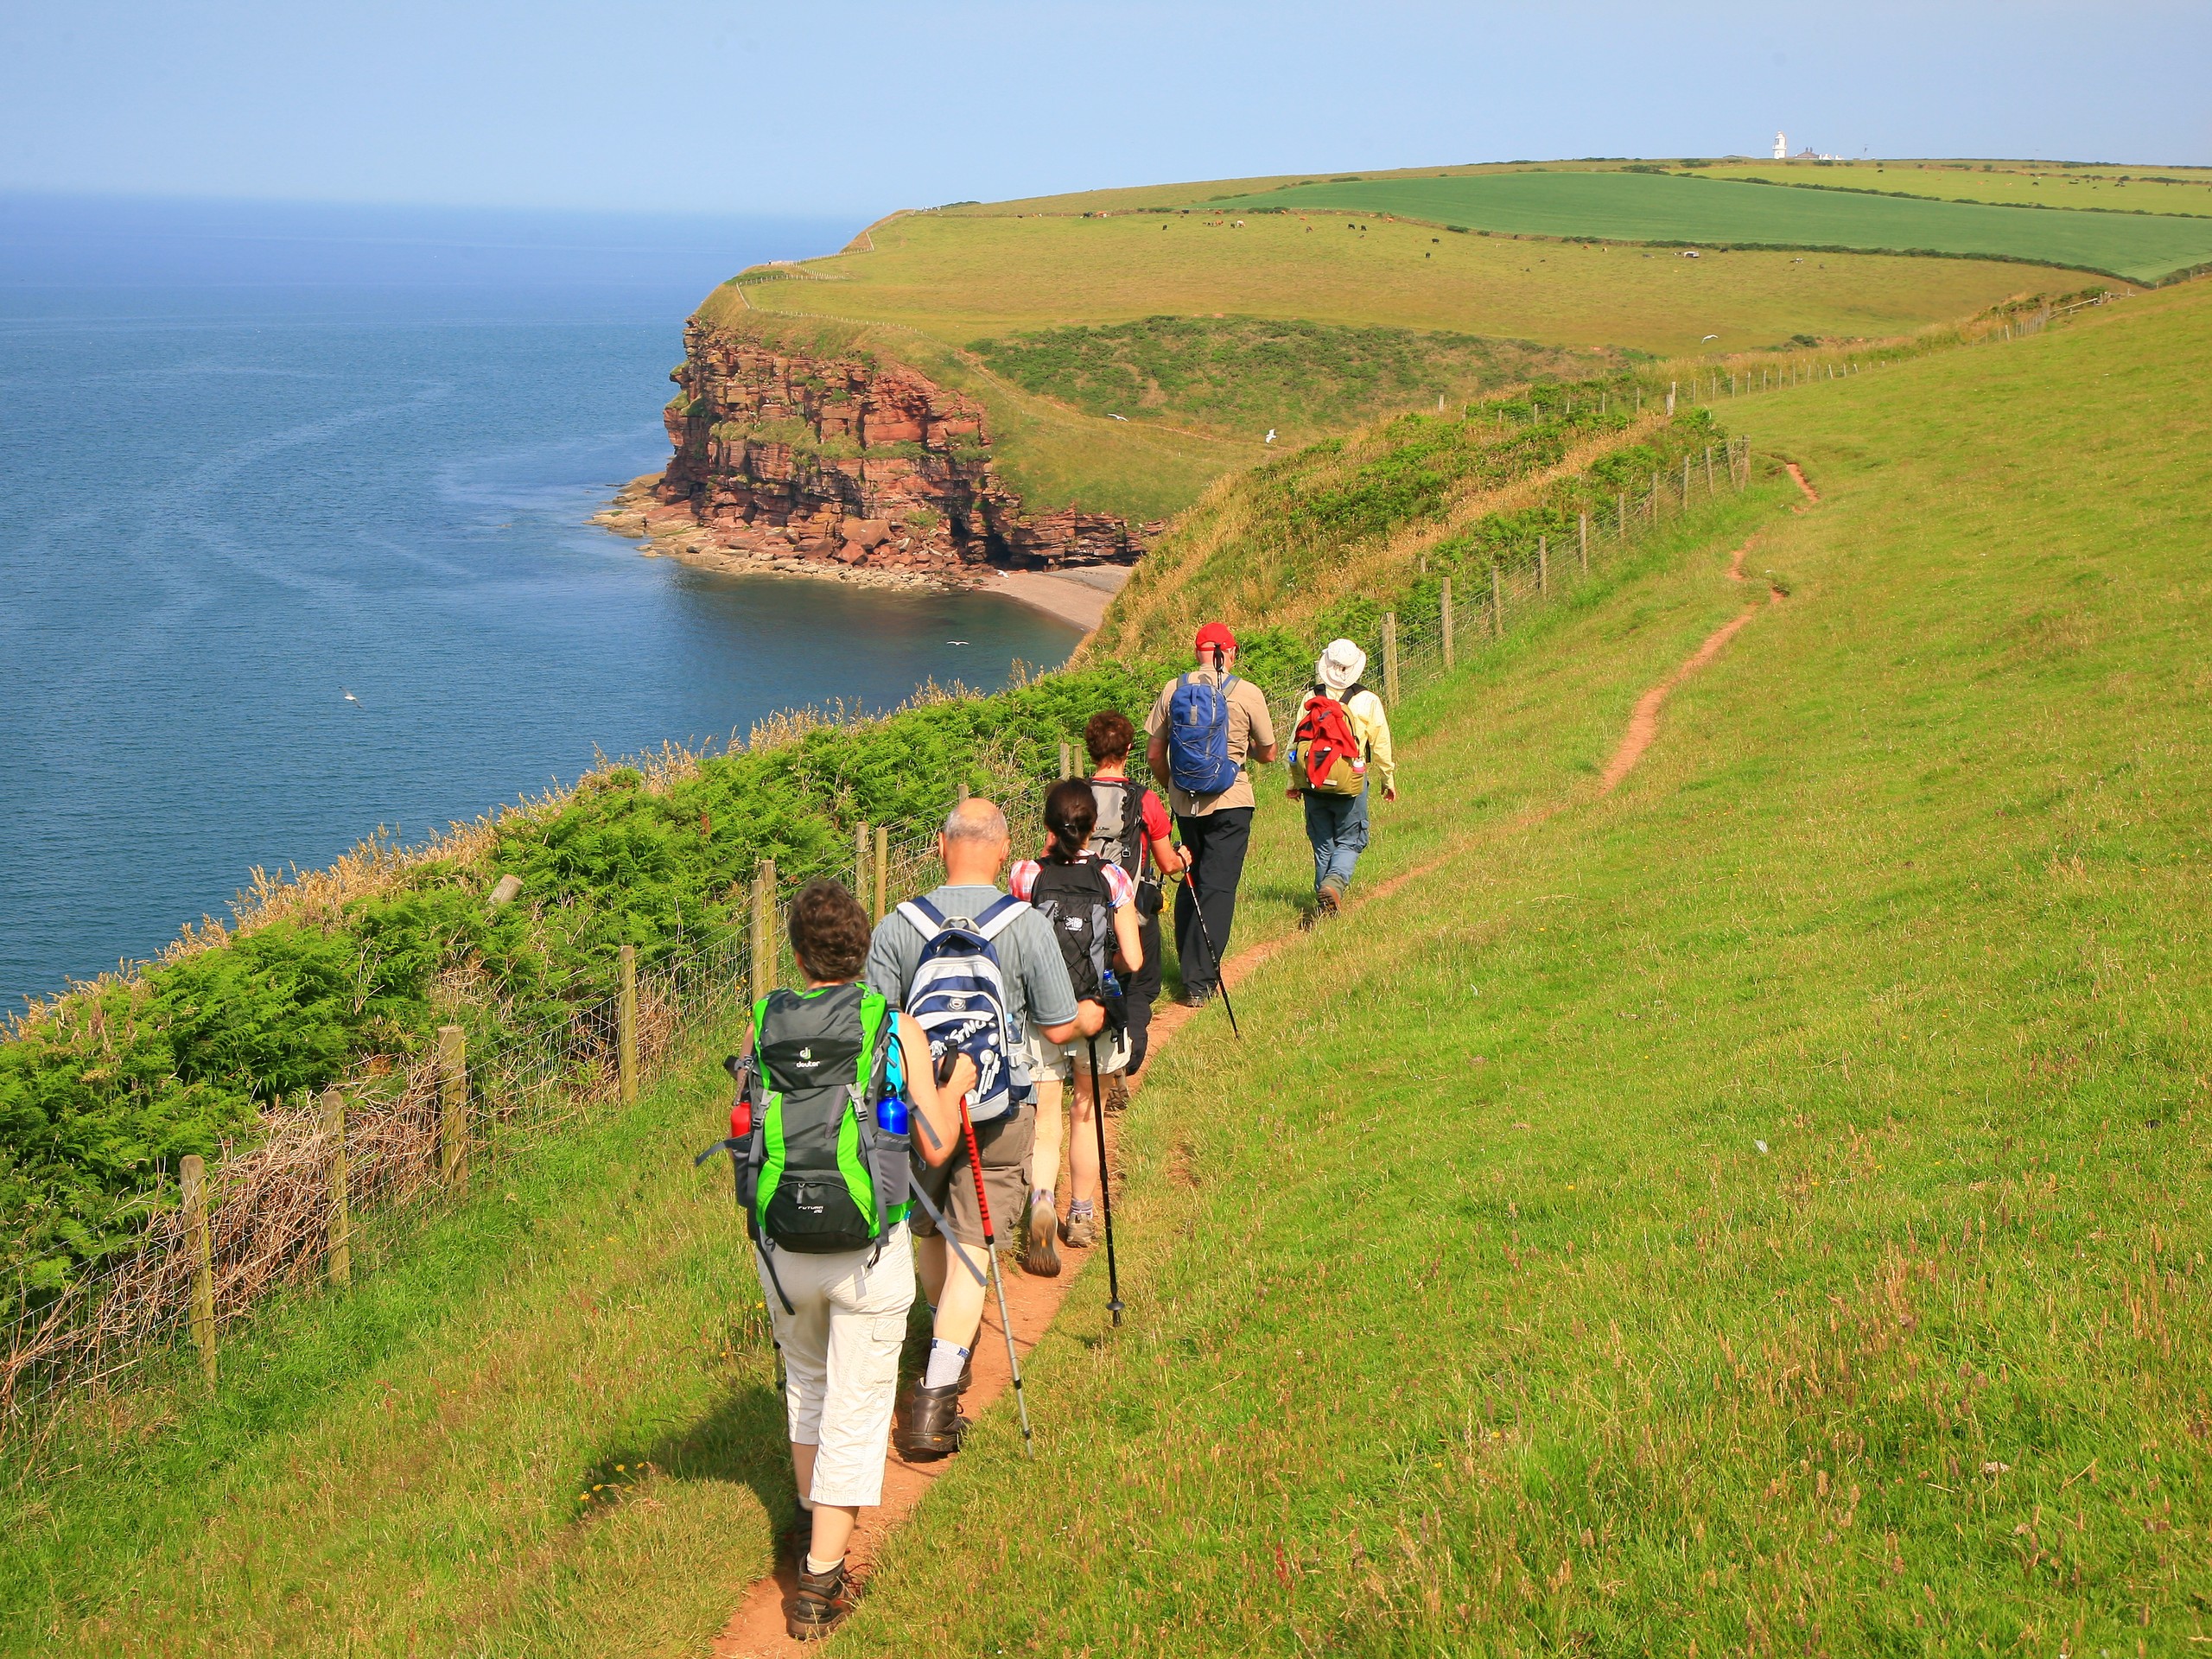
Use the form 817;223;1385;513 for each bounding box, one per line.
1702;334;1720;341
1264;429;1276;445
343;689;364;709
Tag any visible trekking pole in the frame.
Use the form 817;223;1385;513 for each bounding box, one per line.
1085;1037;1124;1327
1177;868;1241;1039
956;1096;1034;1457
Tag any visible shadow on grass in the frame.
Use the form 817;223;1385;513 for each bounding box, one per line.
613;1377;796;1530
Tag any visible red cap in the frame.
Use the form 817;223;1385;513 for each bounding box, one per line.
1194;621;1237;653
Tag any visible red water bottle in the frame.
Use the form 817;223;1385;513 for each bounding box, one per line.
731;1096;752;1139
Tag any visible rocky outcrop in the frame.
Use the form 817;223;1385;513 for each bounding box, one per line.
621;324;1157;582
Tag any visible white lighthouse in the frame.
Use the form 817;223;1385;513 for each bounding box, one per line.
1773;130;1788;160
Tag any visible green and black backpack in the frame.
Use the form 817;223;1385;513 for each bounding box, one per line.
702;982;912;1270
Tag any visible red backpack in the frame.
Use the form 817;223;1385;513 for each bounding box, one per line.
1292;684;1368;796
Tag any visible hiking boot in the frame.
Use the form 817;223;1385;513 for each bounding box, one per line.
786;1559;851;1641
1061;1207;1099;1249
1023;1193;1062;1277
1180;986;1215;1009
1316;878;1345;918
895;1380;967;1459
1103;1073;1130;1116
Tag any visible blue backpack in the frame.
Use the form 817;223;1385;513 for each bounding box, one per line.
896;894;1031;1123
1166;671;1243;796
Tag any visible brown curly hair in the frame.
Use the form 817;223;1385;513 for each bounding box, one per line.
1084;709;1135;764
788;878;872;984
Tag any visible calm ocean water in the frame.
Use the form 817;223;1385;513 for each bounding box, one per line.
0;195;1081;1008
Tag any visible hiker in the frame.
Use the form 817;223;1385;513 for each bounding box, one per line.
725;879;967;1641
1285;637;1396;916
1144;622;1276;1007
1009;779;1146;1275
861;798;1080;1459
1077;709;1181;1080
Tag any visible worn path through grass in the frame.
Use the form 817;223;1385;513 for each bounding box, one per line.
817;283;2212;1653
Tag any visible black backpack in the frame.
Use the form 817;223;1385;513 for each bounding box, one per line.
1085;777;1148;880
1027;855;1125;1030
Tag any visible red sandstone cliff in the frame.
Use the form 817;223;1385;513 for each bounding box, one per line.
635;324;1152;579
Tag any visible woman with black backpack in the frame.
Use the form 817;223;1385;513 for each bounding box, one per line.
1010;779;1144;1274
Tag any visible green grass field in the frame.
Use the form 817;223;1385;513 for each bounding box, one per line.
1703;160;2212;219
1213;169;2212;285
14;269;2209;1653
716;205;2075;522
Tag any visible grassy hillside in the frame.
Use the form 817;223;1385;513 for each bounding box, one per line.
713;197;2075;521
16;270;2207;1654
820;276;2212;1651
1213;169;2212;284
1704;158;2212;218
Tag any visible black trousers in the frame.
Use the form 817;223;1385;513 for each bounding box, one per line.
1123;907;1163;1074
1172;806;1253;998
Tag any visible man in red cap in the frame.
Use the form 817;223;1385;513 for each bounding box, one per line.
1143;622;1276;1007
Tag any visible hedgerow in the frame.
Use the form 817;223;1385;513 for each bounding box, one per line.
1;664;1158;1294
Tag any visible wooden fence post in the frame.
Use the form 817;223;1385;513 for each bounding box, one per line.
438;1024;467;1182
1617;492;1626;537
1649;474;1660;523
618;943;638;1106
1705;445;1716;494
181;1154;216;1389
1382;613;1399;707
873;826;889;923
1537;535;1549;594
855;821;869;910
321;1088;350;1289
752;860;779;1004
1666;381;1676;416
1682;454;1693;506
1578;511;1589;574
1440;576;1454;669
1059;742;1072;780
1491;564;1503;637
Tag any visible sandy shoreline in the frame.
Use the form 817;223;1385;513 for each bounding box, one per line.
988;564;1130;632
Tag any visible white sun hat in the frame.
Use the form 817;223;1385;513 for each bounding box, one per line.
1316;638;1368;691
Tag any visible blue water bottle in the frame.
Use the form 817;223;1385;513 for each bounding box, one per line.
877;1040;912;1135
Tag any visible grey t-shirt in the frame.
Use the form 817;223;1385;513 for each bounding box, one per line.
862;883;1079;1033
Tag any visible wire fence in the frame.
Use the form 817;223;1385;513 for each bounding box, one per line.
0;424;1777;1447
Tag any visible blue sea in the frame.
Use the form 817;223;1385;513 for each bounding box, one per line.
0;194;1080;1009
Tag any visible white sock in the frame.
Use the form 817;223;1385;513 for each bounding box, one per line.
924;1338;970;1389
1033;1186;1055;1211
804;1552;843;1576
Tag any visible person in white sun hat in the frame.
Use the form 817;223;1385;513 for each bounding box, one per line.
1284;637;1395;918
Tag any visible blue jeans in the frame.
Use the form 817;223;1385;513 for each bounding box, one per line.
1303;785;1370;893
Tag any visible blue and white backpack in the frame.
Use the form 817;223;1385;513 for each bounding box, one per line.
896;894;1031;1123
1166;671;1243;796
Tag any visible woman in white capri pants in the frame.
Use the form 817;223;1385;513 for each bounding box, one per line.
745;878;969;1640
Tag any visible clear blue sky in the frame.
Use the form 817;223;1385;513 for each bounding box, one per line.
4;1;2204;218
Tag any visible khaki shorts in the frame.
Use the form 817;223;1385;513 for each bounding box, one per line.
1029;1026;1131;1083
911;1102;1036;1249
